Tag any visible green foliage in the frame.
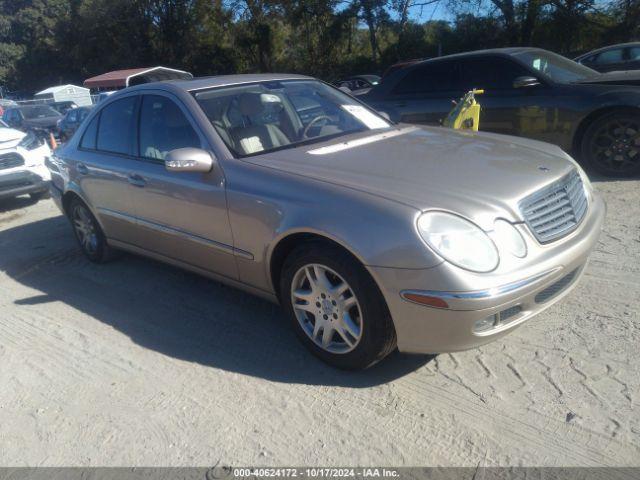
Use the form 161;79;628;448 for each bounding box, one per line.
0;0;635;94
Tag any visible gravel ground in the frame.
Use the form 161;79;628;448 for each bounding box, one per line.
0;178;638;467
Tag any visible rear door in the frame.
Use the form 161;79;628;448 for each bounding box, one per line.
72;95;139;244
592;47;628;73
381;60;462;125
126;92;238;279
625;46;640;71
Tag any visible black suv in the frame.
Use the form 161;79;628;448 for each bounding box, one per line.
360;48;640;177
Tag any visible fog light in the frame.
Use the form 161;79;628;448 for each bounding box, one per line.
474;314;497;333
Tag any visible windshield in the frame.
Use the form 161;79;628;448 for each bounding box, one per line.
21;105;61;119
512;50;599;83
193;80;391;157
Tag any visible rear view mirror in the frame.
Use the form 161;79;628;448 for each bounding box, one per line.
165;147;214;173
513;76;541;88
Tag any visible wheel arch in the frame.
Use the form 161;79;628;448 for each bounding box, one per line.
268;230;374;301
61;188;108;232
572;105;640;155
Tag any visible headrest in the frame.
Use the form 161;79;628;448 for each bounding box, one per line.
238;93;264;117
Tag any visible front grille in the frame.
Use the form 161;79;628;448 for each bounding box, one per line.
519;170;588;243
534;268;579;304
0;153;24;170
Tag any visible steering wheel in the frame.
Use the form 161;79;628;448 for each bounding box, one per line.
302;115;332;138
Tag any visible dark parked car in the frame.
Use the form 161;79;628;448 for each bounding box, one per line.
360;48;640;176
57;105;92;141
2;105;62;135
575;42;640;73
336;75;380;92
50;101;78;115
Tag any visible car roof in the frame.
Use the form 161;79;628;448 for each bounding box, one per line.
130;73;314;93
575;42;640;59
407;47;542;67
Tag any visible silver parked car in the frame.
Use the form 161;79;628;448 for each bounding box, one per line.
47;74;605;369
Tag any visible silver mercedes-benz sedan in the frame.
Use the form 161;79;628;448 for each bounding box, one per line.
47;74;605;369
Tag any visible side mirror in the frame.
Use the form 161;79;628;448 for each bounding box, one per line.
513;76;541;88
377;111;391;121
338;86;352;94
165;147;214;173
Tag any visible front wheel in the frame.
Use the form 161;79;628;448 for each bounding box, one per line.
582;111;640;177
280;243;396;369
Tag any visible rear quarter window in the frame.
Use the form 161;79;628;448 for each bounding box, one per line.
80;114;99;149
96;96;137;155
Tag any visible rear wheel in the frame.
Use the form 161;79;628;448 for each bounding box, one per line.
69;198;115;263
582;111;640;177
280;242;396;369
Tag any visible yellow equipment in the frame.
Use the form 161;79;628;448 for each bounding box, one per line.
443;89;484;131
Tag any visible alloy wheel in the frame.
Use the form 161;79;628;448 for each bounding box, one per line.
589;116;640;174
72;204;99;255
290;264;363;354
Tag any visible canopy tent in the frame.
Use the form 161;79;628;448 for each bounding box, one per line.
83;66;193;90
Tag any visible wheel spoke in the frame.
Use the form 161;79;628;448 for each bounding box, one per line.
334;324;355;347
321;324;334;347
341;311;361;339
332;280;350;297
292;288;314;304
312;318;322;340
342;295;357;310
313;265;334;292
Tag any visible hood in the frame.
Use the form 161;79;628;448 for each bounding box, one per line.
245;126;576;227
23;117;60;129
0;127;26;149
575;70;640;86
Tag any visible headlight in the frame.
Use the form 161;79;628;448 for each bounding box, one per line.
18;131;44;151
417;211;499;272
493;219;527;258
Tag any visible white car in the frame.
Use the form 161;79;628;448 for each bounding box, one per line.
0;120;52;201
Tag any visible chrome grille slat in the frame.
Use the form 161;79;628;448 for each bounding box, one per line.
529;200;572;228
519;170;588;243
530;205;574;227
526;198;572;222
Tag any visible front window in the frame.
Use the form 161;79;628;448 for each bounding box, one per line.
193;80;391;157
20;105;61;119
512;50;598;83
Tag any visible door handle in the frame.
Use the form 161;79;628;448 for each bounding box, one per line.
394;102;407;107
127;173;146;187
76;163;89;175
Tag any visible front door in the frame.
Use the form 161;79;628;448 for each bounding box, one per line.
126;93;238;280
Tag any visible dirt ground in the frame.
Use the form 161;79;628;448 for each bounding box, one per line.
0;177;638;467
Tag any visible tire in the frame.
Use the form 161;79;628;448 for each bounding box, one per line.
581;110;640;177
68;197;116;263
280;242;396;370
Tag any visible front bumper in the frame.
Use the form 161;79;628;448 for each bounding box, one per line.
369;193;606;354
0;169;50;200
